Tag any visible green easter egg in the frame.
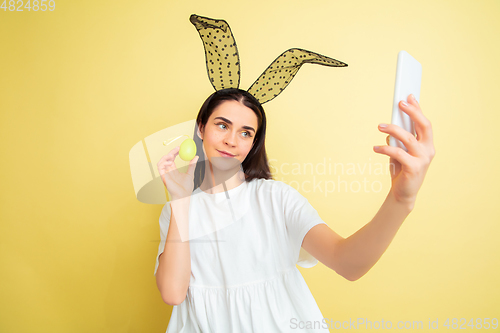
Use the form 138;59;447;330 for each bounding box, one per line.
179;138;197;161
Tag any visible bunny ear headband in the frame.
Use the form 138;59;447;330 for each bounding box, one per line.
189;14;348;104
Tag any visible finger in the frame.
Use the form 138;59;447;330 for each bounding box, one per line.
389;156;401;178
378;123;422;157
167;146;181;161
157;146;181;166
408;94;419;108
163;157;179;172
373;144;414;168
399;95;434;146
159;153;181;175
161;166;180;187
386;135;390;145
405;95;435;154
187;155;200;177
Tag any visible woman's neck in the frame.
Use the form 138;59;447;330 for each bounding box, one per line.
199;161;245;194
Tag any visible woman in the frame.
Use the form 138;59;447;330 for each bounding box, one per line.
155;88;435;332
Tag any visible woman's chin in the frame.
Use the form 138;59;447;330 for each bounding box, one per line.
210;156;241;170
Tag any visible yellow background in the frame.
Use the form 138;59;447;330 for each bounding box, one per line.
1;0;499;332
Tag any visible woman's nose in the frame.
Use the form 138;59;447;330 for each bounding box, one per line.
224;131;237;146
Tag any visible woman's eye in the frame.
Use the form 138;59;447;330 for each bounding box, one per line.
217;123;252;138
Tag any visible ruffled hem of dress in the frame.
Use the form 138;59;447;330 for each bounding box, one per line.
165;267;328;333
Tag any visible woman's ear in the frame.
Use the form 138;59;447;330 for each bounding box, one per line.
197;125;204;141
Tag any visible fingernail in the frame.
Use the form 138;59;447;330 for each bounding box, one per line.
401;101;408;107
373;146;380;151
379;123;387;128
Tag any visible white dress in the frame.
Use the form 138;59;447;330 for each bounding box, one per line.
154;178;329;332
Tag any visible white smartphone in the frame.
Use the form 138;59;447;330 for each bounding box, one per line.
390;50;422;152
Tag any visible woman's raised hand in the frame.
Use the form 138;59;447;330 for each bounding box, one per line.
157;146;200;201
374;94;436;207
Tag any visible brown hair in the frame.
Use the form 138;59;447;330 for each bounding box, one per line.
192;88;273;190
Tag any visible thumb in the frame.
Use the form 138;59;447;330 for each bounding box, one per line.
187;155;200;177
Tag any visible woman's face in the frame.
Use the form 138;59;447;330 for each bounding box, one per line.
198;100;258;171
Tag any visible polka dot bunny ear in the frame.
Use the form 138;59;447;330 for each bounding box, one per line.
190;14;241;90
190;14;348;104
247;48;348;104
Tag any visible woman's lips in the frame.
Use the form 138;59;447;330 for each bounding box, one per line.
217;150;235;158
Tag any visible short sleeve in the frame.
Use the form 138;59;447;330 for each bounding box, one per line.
282;184;327;268
154;202;172;276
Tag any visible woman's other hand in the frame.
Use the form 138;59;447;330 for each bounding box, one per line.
373;94;436;207
157;146;200;201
